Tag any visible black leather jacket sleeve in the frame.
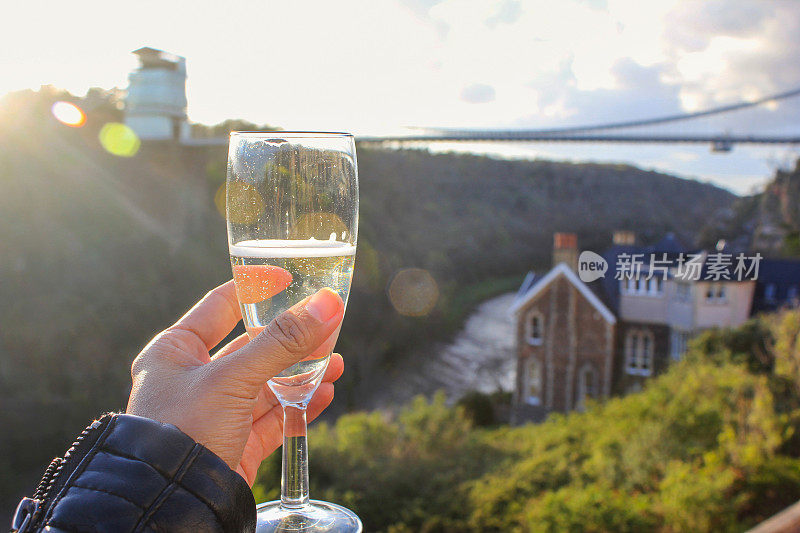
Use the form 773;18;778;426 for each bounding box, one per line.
12;414;256;533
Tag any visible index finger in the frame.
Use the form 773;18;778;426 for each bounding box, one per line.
168;280;243;351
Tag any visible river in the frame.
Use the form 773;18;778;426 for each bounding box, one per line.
376;292;518;407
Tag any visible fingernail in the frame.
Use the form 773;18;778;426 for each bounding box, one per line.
305;288;342;322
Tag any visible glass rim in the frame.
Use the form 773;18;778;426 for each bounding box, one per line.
229;131;354;139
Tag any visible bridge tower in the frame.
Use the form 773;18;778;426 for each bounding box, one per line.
125;47;189;141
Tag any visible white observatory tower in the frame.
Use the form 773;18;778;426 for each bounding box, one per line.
125;47;189;141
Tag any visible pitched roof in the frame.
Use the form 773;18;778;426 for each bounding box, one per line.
509;263;617;324
513;271;539;303
652;232;688;254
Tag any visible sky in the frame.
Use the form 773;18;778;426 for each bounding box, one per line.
1;0;799;194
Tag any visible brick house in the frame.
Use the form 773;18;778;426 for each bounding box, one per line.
510;231;799;422
509;262;616;422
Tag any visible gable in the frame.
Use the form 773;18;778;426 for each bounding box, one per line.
510;263;617;324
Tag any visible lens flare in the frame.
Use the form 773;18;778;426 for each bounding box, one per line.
214;183;227;219
98;123;140;157
223;180;265;225
51;101;86;127
388;268;440;317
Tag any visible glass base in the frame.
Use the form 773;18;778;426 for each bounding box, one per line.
255;500;362;533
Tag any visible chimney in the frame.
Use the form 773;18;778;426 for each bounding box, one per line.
553;232;578;271
613;230;635;246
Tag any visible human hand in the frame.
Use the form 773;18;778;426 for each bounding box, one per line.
126;280;345;485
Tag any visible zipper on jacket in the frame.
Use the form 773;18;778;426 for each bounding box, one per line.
32;456;63;501
14;415;113;532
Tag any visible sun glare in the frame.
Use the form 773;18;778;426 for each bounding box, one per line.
98;123;140;157
388;268;440;317
51;101;86;127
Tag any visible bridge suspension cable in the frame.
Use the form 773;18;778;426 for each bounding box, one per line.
357;85;800;149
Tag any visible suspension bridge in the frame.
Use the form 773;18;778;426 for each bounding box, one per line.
356;86;800;152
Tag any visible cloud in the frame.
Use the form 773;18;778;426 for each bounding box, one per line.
660;1;800;111
519;58;683;128
489;0;800;141
460;83;496;103
664;0;771;53
485;0;522;27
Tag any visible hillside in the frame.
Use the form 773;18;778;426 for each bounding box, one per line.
0;87;735;515
270;311;800;532
341;149;736;410
699;158;800;255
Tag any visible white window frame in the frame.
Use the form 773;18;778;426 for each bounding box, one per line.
670;330;691;360
526;311;544;346
705;282;728;304
620;278;635;294
525;357;542;405
621;276;664;296
625;329;654;376
647;278;659;295
637;278;646;293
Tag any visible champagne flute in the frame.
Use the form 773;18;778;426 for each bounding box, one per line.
226;131;361;532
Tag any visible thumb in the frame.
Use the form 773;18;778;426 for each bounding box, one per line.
213;288;344;392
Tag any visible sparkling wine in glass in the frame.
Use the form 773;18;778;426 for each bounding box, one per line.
226;132;361;532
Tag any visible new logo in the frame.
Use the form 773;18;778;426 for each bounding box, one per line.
578;251;608;282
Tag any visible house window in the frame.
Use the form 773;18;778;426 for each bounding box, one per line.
621;277;664;296
526;312;544;345
621;278;637;294
625;329;654;376
765;283;777;302
670;330;690;360
705;283;727;303
646;277;663;295
789;286;799;305
641;335;652;371
525;357;542;405
676;282;691;301
577;365;597;411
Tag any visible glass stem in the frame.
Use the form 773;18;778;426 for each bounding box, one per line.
280;405;310;509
